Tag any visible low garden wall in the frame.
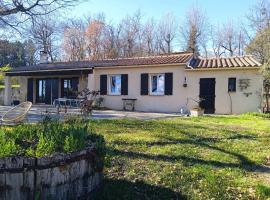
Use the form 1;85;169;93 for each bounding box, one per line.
0;145;103;200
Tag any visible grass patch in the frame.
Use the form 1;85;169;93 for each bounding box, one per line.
257;184;270;198
89;114;270;199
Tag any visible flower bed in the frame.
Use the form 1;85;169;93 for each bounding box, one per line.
0;117;104;199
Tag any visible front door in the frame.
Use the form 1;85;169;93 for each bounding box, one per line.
199;78;216;114
36;78;59;104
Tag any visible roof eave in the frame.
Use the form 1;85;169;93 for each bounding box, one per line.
5;67;93;76
93;63;188;69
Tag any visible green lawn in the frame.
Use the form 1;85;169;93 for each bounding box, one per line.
89;113;270;200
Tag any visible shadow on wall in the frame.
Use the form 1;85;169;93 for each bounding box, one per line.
95;178;186;200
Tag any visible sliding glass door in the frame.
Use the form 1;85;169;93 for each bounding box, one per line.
36;79;47;103
36;78;59;104
35;77;78;104
61;78;79;99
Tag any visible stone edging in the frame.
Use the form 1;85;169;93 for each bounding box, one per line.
0;145;103;200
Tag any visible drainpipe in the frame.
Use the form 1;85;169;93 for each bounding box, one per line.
228;92;233;114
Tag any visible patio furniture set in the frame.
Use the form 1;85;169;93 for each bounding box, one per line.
1;89;101;125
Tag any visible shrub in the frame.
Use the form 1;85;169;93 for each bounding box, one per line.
0;118;104;158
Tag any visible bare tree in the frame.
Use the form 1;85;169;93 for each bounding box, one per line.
157;13;177;54
29;15;59;62
85;18;106;60
143;18;156;55
102;23;119;59
120;10;143;57
24;39;37;65
220;21;238;56
62;19;86;61
246;0;270;63
113;24;124;57
210;26;225;57
215;21;247;57
180;5;209;55
0;0;81;30
247;0;270;32
236;26;247;56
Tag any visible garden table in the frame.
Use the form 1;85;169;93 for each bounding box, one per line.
53;98;83;113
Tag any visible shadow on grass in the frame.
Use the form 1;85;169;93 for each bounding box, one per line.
107;147;270;173
108;130;270;173
94;178;187;200
93;119;270;173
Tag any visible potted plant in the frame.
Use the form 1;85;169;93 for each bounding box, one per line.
190;106;204;117
189;98;204;117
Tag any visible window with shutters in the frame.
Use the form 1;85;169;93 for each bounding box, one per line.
150;74;165;95
108;75;121;95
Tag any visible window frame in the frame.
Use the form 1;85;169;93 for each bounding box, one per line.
149;73;165;96
61;78;78;99
108;74;122;95
228;77;237;92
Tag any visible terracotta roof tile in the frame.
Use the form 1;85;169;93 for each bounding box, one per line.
217;58;222;67
239;57;249;66
221;58;227;67
7;52;194;73
7;53;261;74
188;56;261;69
226;58;233;67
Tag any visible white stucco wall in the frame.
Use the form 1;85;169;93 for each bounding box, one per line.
92;65;188;113
186;69;263;114
89;65;263;114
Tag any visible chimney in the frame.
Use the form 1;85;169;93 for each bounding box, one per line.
40;51;49;64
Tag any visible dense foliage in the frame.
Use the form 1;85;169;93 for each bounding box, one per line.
0;39;36;68
0;117;105;158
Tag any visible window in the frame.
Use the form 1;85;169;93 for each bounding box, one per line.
61;78;78;98
37;79;46;103
109;75;121;95
228;78;236;92
150;74;165;95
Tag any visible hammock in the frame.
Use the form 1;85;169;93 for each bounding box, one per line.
1;101;32;124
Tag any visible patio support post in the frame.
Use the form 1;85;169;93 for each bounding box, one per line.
88;73;95;91
4;76;12;106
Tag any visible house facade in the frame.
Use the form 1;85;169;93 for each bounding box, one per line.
5;52;263;114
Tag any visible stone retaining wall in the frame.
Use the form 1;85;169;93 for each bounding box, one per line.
0;146;103;200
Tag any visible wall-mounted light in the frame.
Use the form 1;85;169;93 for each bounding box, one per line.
183;77;187;87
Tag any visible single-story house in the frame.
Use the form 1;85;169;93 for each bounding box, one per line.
4;52;263;114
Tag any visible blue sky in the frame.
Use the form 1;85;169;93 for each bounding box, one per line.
71;0;257;25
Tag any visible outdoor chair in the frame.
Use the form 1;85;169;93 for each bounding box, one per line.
77;89;100;116
1;101;32;124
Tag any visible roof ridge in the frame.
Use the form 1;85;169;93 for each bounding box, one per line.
99;52;194;61
51;52;194;63
198;55;256;60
